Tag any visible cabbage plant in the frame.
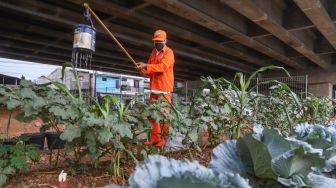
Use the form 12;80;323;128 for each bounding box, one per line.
106;155;251;188
295;123;336;173
209;127;336;187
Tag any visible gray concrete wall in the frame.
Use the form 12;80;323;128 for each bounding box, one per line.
47;68;91;90
308;83;332;98
292;65;336;98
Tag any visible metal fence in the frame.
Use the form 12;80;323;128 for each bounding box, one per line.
249;75;308;98
179;75;308;101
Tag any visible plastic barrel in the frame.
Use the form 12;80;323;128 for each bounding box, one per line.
73;24;96;52
23;133;45;150
46;132;65;150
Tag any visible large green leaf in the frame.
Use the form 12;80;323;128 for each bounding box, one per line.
294;123;336;150
15;112;36;123
32;96;46;109
10;156;28;169
19;88;36;99
113;123;133;139
208;140;246;176
323;146;336;172
60;124;81;142
0;174;8;188
0;166;16;187
272;146;325;187
85;131;97;154
129;155;251;188
48;106;77;120
237;133;277;179
25;145;40;162
49;106;66;118
246;65;290;89
51;81;74;100
6;99;21;110
19;79;34;87
307;173;336;188
261;129;292;159
187;130;199;144
97;128;114;144
285;137;323;155
21;102;36;117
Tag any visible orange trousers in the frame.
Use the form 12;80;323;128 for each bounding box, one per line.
148;93;171;146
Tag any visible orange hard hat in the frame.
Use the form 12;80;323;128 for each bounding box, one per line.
152;30;167;41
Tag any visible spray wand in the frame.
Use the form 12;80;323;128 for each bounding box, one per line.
83;3;140;70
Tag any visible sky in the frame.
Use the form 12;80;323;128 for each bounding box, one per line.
0;57;60;81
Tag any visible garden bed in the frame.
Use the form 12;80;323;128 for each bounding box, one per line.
2;66;336;188
4;147;214;187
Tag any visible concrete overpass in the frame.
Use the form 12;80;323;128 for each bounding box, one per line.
1;0;336;92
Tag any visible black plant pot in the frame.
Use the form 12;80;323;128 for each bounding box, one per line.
46;132;65;150
0;139;16;146
22;133;45;150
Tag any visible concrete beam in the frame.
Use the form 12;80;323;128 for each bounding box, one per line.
145;0;305;69
0;26;227;77
0;15;236;76
0;0;252;73
294;0;336;49
67;0;266;67
222;0;331;69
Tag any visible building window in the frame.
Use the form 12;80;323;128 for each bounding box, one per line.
134;80;139;88
122;78;127;81
102;77;107;81
116;80;120;88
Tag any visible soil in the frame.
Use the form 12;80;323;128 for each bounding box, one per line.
0;108;43;138
4;147;214;188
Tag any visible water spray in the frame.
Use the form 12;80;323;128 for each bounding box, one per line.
72;5;95;69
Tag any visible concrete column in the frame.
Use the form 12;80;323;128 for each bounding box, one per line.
308;82;332;98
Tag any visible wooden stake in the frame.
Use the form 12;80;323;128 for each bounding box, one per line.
83;3;139;70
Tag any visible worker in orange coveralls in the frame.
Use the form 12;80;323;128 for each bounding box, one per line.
136;29;175;147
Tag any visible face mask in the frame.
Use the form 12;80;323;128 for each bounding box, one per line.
154;42;165;51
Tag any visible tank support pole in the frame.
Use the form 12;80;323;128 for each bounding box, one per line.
83;3;139;70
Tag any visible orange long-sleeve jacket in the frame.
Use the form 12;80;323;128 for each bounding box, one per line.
146;45;175;92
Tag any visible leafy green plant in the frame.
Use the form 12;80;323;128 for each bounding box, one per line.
0;77;77;133
42;64;139;175
254;88;333;134
185;86;233;146
254;85;303;133
200;66;291;139
0;142;40;187
0;80;44;135
126;96;179;145
0;63;140;175
301;96;333;125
